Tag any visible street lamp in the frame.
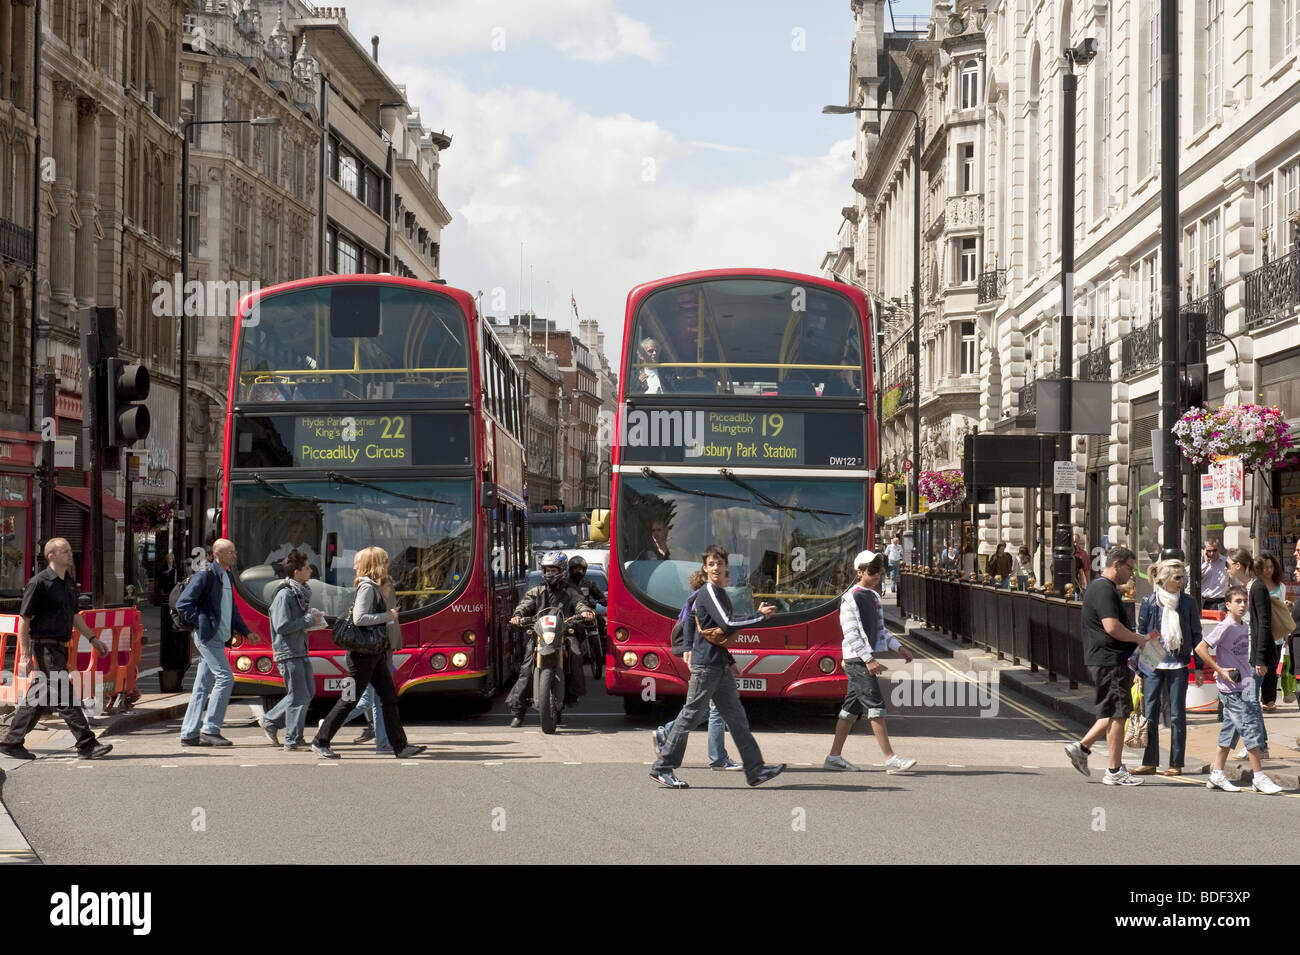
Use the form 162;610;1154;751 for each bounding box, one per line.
176;114;281;572
824;102;921;543
1052;39;1097;593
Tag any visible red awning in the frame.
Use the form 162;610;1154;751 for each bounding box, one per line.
55;486;127;522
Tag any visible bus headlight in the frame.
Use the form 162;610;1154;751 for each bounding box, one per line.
229;635;243;649
819;656;836;674
642;652;660;670
622;651;638;668
430;653;448;671
256;657;274;674
451;651;468;668
462;630;476;644
236;656;252;672
614;627;629;643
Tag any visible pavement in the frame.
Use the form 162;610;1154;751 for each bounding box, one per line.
881;591;1300;789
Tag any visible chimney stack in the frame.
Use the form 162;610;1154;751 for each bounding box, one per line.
371;35;379;61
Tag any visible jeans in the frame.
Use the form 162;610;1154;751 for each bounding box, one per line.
1219;690;1266;751
652;664;766;782
1;644;98;751
888;565;899;593
340;682;390;748
314;651;407;752
1141;667;1188;769
262;657;314;746
180;633;234;738
662;700;730;766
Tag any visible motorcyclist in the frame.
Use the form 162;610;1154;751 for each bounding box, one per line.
506;552;595;728
568;556;608;675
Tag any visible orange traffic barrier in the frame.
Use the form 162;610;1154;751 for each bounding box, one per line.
74;608;140;715
0;613;35;708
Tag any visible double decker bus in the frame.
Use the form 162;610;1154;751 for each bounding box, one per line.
220;275;529;702
606;269;877;711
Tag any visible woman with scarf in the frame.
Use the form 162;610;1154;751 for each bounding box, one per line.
1133;559;1204;776
259;550;324;751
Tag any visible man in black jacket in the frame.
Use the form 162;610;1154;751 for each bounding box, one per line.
505;552;594;727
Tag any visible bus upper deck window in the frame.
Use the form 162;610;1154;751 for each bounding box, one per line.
330;285;381;338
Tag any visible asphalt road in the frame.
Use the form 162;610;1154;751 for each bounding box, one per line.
4;628;1298;864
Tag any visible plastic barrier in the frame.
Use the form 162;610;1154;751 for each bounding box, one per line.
0;613;36;708
1187;609;1225;713
73;608;141;715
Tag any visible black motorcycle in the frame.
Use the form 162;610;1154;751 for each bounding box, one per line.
518;612;584;734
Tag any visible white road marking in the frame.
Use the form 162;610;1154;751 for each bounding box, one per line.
947;764;966;768
160;764;180;768
483;761;503;766
240;764;258;767
563;761;581;765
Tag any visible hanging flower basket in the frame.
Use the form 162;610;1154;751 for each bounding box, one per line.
1172;403;1297;471
131;497;175;533
918;468;965;502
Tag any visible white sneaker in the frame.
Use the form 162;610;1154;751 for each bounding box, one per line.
1232;747;1250;760
1252;772;1283;795
883;754;917;775
1206;770;1241;792
824;754;860;771
1102;766;1142;786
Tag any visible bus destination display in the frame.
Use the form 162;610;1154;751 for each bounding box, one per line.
620;409;864;468
294;414;412;464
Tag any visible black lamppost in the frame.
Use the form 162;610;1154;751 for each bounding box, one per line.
1158;0;1183;561
824;103;921;534
1053;38;1098;593
176;114;280;573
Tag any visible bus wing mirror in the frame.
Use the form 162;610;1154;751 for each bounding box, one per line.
481;482;499;510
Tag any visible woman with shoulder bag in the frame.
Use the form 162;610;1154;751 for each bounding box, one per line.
1132;559;1203;776
311;547;425;760
1226;548;1274;758
1256;553;1290;711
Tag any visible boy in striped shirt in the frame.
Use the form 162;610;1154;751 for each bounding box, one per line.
824;550;917;774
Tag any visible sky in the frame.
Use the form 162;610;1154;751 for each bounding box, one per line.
342;0;934;365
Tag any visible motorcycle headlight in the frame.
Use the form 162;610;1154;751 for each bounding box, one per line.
541;632;557;644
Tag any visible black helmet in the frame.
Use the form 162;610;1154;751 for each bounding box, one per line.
569;556;587;574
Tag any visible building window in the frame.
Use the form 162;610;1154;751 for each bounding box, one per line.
1202;210;1221;287
1259;175;1274;259
959;60;979;109
1094;5;1113;218
959;237;978;283
364;167;383;215
1183;225;1199;298
1283;161;1300;248
1027;46;1042;271
181;81;200;142
1285;0;1299;58
338;148;358;197
1141;0;1159;175
960;143;975;193
960;321;977;374
1205;0;1224;119
186;183;200;256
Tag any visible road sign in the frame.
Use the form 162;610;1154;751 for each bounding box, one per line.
54;436;76;469
1053;460;1078;494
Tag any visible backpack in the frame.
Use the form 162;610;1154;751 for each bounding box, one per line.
669;590;700;658
169;570;213;635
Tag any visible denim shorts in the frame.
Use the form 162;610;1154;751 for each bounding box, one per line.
840;658;886;719
1217;691;1265;751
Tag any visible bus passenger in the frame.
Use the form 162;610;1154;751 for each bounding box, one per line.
637;518;672;561
265;519;320;575
633;338;674;394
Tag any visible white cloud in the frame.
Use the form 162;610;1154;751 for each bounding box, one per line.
399;70;854;363
365;0;664;62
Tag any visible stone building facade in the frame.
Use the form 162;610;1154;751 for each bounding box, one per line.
832;0;1300;581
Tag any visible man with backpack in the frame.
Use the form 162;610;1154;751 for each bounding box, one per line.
175;539;252;747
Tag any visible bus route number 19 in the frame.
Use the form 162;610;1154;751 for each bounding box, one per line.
760;414;784;437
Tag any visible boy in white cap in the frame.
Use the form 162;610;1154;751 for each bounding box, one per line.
824;549;917;773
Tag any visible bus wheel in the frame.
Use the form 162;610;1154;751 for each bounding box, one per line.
622;695;650;717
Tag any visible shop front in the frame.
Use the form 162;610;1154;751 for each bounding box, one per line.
0;429;38;603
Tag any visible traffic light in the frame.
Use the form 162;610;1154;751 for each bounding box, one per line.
104;358;151;447
1182;361;1208;409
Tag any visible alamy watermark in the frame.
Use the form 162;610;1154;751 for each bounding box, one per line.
888;663;1000;717
2;668;106;715
151;273;262;320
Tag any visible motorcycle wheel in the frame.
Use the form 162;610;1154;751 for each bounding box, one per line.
536;668;558;734
589;641;605;680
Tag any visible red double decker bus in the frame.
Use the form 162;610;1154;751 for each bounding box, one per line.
606;269;878;711
219;275;528;702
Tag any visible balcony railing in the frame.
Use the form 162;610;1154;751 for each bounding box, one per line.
1079;342;1111;381
1120;320;1159;377
1017;370;1056;416
0;217;33;267
977;268;1006;304
1181;285;1226;338
1244;247;1300;330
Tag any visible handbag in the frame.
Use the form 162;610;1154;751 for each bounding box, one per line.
331;587;387;654
1124;683;1149;749
1269;595;1295;644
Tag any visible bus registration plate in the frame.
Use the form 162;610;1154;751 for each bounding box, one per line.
735;678;766;692
324;678;353;693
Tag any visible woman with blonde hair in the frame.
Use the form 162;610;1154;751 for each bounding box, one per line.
311;546;425;759
1132;559;1203;776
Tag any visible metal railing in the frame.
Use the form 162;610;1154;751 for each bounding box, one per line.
0;217;33;267
977;268;1006;304
1079;342;1110;381
1244;247;1300;330
1120;319;1159;377
1181;285;1226;337
897;569;1121;688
